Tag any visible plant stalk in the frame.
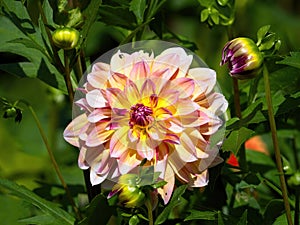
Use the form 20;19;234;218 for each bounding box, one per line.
145;198;154;225
20;100;81;220
232;77;241;119
64;51;74;103
263;64;293;225
295;188;299;225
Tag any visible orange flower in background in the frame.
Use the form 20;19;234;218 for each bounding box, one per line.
226;135;269;167
64;43;228;203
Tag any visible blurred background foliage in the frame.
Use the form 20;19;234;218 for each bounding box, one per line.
0;0;300;224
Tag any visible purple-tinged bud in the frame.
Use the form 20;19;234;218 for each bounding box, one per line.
220;37;264;80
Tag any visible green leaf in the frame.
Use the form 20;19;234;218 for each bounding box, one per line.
273;211;295;225
200;9;209;22
257;25;271;46
197;0;214;7
184;210;218;221
210;9;220;25
0;179;75;225
259;33;276;51
78;194;114;225
18;214;58;225
130;0;147;24
129;215;140;225
237;210;248;225
98;5;136;30
277;52;300;70
155;185;188;225
263;199;285;225
8;38;49;58
218;211;225;225
81;0;103;45
217;0;229;6
222;127;255;154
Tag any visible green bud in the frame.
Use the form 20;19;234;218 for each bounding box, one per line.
52;27;80;50
3;107;17;118
118;184;146;208
287;172;300;189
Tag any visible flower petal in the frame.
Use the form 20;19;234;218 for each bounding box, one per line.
110;126;130;158
118;149;142;174
86;89;107;108
141;79;156;99
108;72;128;90
170;77;195;98
86;122;114;147
64;114;89;147
106;88;131;109
174;132;198;162
87;107;111;123
124;80;140;105
189;68;216;99
175;99;200;116
129;60;150;81
157;164;175;204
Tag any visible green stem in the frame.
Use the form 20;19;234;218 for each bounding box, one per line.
145;198;154;225
38;1;65;74
64;50;74;103
232;77;241;119
295;188;299;225
19;100;81;220
263;64;293;225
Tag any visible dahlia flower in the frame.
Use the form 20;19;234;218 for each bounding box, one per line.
64;43;228;204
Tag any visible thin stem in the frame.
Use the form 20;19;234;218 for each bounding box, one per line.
263;64;293;225
19;100;81;220
64;50;74;103
295;188;299;225
63;50;99;202
145;198;154;225
232;77;241;119
38;1;65;73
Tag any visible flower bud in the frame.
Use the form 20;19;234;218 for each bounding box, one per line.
287;172;300;189
108;174;146;208
52;27;80;50
221;37;264;80
118;184;146;208
3;107;22;123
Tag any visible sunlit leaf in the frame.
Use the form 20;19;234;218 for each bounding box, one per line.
277;52;300;70
155;185;187;225
129;0;146;24
222;127;255;154
0;179;75;225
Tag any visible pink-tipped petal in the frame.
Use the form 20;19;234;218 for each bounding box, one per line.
129;60;150;81
64;114;89;147
86;89;107;108
157;164;175;204
110;126;130;158
170;77;195;98
86;125;114;147
106;88;131;109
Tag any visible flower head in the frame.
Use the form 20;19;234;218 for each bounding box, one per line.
221;37;263;79
52;27;80;50
64;41;228;204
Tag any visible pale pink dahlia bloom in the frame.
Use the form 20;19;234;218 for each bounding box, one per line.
64;46;228;204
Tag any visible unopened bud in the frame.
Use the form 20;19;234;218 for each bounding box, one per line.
221;37;263;80
52;27;79;50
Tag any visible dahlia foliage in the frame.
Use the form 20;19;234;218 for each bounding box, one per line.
64;45;228;204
